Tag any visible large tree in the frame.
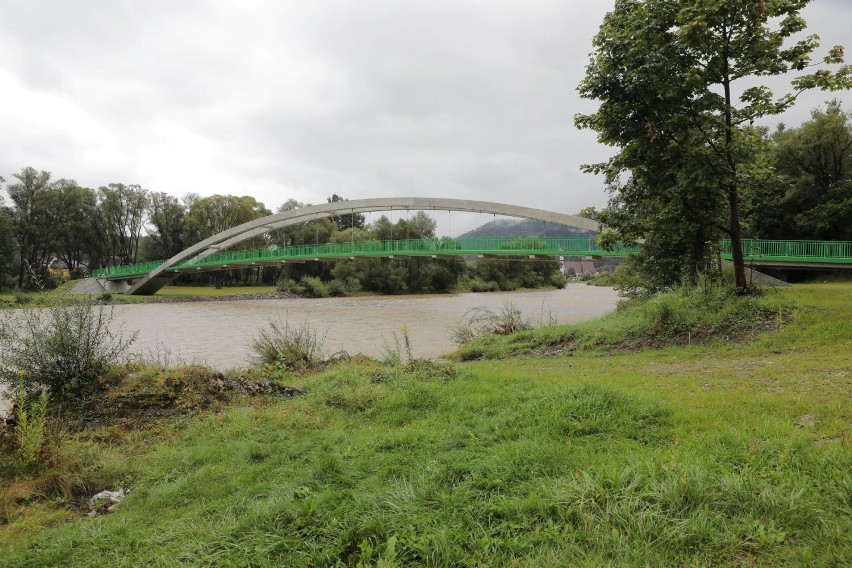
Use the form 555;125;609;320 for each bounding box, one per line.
147;192;187;258
327;194;366;231
7;167;59;287
51;180;98;275
0;179;19;290
89;183;150;266
577;0;851;291
753;100;852;240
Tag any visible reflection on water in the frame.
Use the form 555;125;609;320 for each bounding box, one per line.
109;284;619;369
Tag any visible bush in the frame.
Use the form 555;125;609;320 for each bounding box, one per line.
0;300;137;397
276;277;298;293
452;302;533;345
300;276;328;298
550;272;567;289
326;280;347;297
250;319;327;371
470;278;499;292
14;290;32;305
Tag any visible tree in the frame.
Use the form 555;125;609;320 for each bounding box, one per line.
576;0;852;291
7;167;58;287
51;180;98;276
753;100;852;240
0;180;19;291
90;183;150;266
147;192;187;258
327;194;366;231
185;194;271;245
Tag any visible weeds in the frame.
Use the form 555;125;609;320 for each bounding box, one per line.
12;379;49;468
0;300;137;397
250;318;327;372
452;302;533;345
381;324;413;366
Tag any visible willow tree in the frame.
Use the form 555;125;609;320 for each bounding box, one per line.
576;0;851;291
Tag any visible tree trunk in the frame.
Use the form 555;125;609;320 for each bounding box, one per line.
727;189;748;290
721;35;748;292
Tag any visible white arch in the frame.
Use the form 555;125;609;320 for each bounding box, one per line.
126;197;599;294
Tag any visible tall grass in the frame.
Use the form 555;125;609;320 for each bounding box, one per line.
454;282;795;360
251;318;327;372
1;283;850;566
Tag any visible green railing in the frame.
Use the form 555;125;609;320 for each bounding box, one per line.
720;239;852;264
92;237;640;280
91;238;852;280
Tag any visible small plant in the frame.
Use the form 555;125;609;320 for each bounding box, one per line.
382;324;413;366
13;290;32;304
451;302;532;345
13;377;49;468
251;318;327;371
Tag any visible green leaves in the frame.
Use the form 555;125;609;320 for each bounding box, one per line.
576;0;851;291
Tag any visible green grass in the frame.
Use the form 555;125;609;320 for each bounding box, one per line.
1;284;851;566
453;282;796;361
155;285;278;297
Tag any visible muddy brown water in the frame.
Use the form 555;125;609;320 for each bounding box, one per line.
0;285;618;412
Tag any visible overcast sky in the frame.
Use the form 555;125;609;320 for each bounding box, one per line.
1;0;850;234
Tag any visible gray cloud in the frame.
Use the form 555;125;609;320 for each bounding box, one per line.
1;0;849;234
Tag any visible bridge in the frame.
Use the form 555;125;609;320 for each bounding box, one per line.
81;197;852;295
88;197;602;295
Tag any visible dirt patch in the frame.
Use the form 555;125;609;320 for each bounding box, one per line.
57;367;305;431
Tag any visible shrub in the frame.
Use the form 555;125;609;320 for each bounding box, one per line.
276;277;298;293
550;272;567;289
326;280;347;297
0;300;137;397
14;291;32;305
300;276;328;298
250;319;327;371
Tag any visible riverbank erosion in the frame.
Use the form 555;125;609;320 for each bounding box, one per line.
1;283;851;566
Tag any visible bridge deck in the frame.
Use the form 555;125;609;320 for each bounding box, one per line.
92;237;637;280
91;237;852;282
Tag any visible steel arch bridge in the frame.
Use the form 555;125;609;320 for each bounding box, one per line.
93;197;603;295
85;197;852;295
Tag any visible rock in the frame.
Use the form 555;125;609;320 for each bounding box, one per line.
795;415;817;427
88;488;127;508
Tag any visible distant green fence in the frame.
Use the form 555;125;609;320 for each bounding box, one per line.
91;236;640;280
720;239;852;264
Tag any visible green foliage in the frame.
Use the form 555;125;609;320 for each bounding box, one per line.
2;285;852;565
250;319;327;372
381;325;413;366
752;100;852;240
452;302;533;345
299;276;328;298
577;0;852;292
454;281;795;360
0;301;137;397
13;380;49;469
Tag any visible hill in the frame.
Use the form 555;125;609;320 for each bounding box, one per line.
459;218;594;239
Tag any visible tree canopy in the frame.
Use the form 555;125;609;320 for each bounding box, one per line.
577;0;852;291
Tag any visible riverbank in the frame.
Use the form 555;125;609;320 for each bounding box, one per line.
1;283;850;566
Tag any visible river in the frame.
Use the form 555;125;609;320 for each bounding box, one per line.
0;285;618;412
113;284;618;368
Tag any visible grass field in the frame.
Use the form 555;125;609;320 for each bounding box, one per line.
1;284;850;566
154;285;278;297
